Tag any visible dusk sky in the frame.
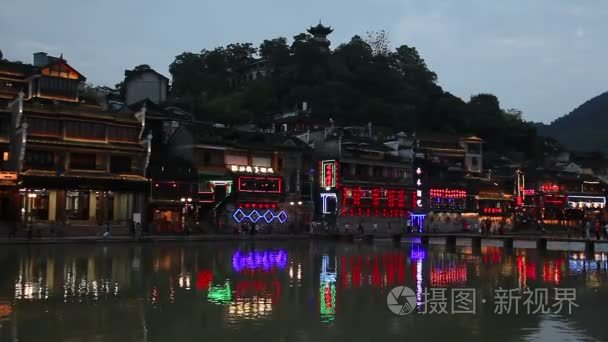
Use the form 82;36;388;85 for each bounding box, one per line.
2;0;607;123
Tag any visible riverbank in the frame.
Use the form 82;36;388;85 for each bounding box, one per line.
2;230;608;245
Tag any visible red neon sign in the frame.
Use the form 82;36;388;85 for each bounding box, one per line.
522;189;535;196
483;207;503;214
429;188;466;199
239;202;279;210
541;184;559;193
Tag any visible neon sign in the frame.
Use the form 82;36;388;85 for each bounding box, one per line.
232;209;288;224
541;183;559;193
415;167;423;208
567;195;606;209
430;189;466;198
320;160;337;188
482;207;503;214
320;193;337;214
231;249;288;272
522;189;535;196
230;165;274;174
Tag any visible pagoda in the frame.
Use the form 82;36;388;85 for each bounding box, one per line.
307;21;333;52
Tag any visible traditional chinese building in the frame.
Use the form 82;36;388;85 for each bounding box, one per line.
313;126;414;231
171;124;313;233
0;53;150;235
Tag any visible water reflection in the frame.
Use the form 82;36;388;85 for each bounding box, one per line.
0;243;606;341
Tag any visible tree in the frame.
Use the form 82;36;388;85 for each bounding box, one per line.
365;30;391;57
169;52;206;97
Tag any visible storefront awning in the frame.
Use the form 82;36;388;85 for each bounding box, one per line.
20;171;150;192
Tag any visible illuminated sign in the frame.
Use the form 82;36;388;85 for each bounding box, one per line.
543;195;566;207
429;189;466;198
567;195;606;209
415;167;423;208
321;193;337;214
482;207;503;214
320;160;337;188
429;188;466;210
541;183;559;193
232;209;288;224
0;172;17;180
522;189;535;196
239;202;279;210
230;165;274;174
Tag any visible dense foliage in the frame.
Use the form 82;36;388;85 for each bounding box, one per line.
168;30;546;160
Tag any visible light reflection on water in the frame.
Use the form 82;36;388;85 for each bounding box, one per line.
0;242;606;341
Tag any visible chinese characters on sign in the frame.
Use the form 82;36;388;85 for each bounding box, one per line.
387;286;578;315
230;165;274;174
415;167;423;209
320;160;337;188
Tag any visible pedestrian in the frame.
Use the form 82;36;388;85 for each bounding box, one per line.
358;221;364;234
604;222;608;240
580;219;586;239
387;222;392;233
372;223;378;234
129;220;136;237
135;222;142;240
595;218;602;240
462;219;469;232
585;219;592;240
103;221;111;238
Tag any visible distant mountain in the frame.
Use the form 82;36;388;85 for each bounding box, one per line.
538;91;608;153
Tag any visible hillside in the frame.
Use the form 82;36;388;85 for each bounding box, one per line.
538;91;608;153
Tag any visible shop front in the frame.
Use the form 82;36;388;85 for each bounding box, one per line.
477;197;514;233
19;172;149;236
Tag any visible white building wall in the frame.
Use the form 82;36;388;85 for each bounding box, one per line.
125;72;167;105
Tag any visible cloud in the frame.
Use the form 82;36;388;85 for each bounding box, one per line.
495;36;546;49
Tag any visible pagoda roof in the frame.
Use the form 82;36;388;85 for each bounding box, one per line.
307;22;333;35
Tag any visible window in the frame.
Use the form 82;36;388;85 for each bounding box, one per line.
2;152;8;162
38;77;78;99
108;125;139;142
373;166;383;177
65;121;106;140
66;191;90;220
28;117;61;136
467;143;481;154
24;151;55;169
394;168;405;179
471;157;479;168
110;156;132;173
70;153;96;170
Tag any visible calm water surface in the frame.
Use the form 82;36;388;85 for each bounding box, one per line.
0;240;607;342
